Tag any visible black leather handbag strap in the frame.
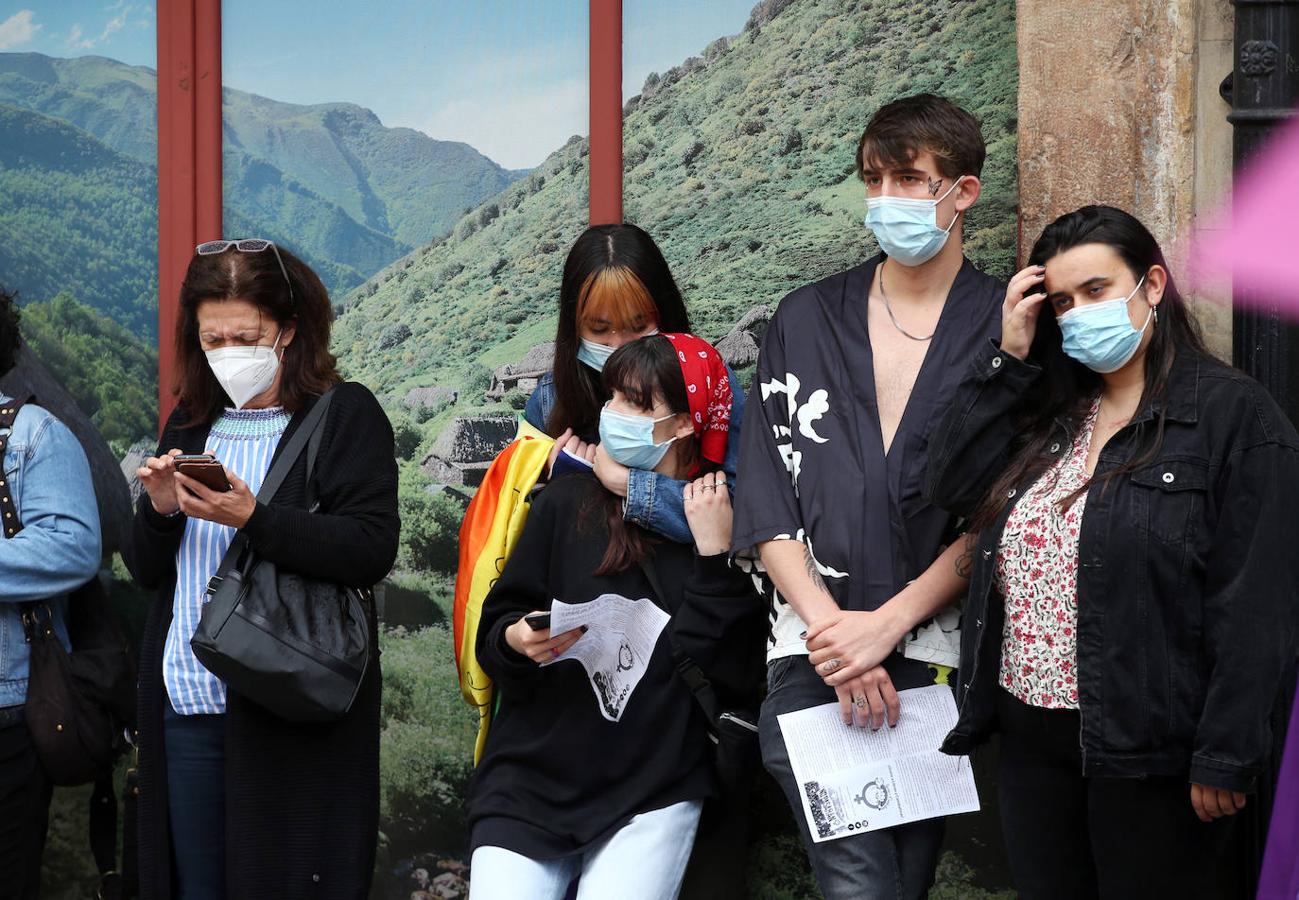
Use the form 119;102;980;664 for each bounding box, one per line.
637;555;722;725
206;387;337;595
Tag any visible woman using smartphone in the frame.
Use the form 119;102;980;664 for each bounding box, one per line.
125;240;399;899
469;333;763;900
926;206;1299;898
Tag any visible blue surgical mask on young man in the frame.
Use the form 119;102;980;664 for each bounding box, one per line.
577;330;660;371
864;178;963;267
598;404;678;469
1057;276;1153;373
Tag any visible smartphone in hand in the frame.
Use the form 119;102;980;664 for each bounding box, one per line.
174;454;233;493
523;612;552;631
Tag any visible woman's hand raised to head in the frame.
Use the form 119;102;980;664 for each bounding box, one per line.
138;449;183;516
174;464;258;529
1000;265;1048;361
505;613;585;664
683;471;732;557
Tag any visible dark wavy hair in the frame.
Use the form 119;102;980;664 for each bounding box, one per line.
969;205;1211;530
548;224;690;438
0;286;21;379
856;93;986;181
174;242;340;425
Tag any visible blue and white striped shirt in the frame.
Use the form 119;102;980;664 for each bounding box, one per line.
164;406;291;716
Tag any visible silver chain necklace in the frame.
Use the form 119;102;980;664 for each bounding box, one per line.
877;264;935;342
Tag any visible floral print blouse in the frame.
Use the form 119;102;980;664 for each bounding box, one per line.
996;400;1100;710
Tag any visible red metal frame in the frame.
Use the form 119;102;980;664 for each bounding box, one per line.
589;0;623;225
156;0;222;428
156;2;621;427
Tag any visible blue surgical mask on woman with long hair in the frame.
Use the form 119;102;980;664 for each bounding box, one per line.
598;403;678;469
1057;275;1153;373
864;178;963;267
578;330;660;371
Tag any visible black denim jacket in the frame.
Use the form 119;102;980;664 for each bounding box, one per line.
925;341;1299;792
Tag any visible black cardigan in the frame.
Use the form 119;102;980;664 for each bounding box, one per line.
467;474;766;858
123;382;400;900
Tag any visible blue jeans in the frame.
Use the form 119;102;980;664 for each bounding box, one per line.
469;799;703;900
759;655;945;900
163;698;226;900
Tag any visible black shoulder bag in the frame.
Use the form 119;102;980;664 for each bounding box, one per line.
1;397;138;898
190;388;372;723
637;554;761;900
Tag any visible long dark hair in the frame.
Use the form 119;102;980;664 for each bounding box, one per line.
176;242;340;425
969;205;1210;529
548;224;690;439
588;335;709;576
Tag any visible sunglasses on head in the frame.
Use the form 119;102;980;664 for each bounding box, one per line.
195;238;294;305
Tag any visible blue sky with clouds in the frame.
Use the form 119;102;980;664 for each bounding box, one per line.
1;1;754;169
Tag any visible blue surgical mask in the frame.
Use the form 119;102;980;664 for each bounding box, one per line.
598;404;677;469
1057;276;1153;373
577;330;659;371
578;339;616;371
864;178;962;267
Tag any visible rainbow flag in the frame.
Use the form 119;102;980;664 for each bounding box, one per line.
453;419;553;764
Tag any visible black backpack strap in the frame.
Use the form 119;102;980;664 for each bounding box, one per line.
637;555;722;725
0;396;33;538
205;387;337;596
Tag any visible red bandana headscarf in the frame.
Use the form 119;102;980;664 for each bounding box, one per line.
661;333;732;474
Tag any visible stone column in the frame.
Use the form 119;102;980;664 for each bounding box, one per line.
1017;0;1233;356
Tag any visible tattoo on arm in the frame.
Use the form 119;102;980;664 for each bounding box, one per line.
928;177;943;197
803;545;829;593
954;532;976;580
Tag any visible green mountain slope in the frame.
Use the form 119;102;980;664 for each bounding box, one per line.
19;292;158;449
334;0;1017;401
0;52;524;314
221;93;522;248
0;103;158;335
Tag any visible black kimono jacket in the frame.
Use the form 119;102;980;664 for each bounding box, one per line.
732;254;1003;677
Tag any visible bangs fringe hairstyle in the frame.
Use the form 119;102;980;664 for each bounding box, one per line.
577;266;659;334
856;93;986;181
588;335;707;576
175;242;340;425
549;224;690;439
968;205;1211;531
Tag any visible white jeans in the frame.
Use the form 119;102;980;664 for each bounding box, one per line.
469;799;703;900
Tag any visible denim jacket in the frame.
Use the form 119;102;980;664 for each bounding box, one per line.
524;367;745;544
0;394;101;707
925;345;1299;793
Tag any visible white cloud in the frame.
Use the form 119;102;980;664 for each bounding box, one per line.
0;10;41;50
417;78;589;170
65;23;90;49
67;5;131;51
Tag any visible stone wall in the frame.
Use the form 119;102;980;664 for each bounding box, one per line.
1017;0;1234;357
